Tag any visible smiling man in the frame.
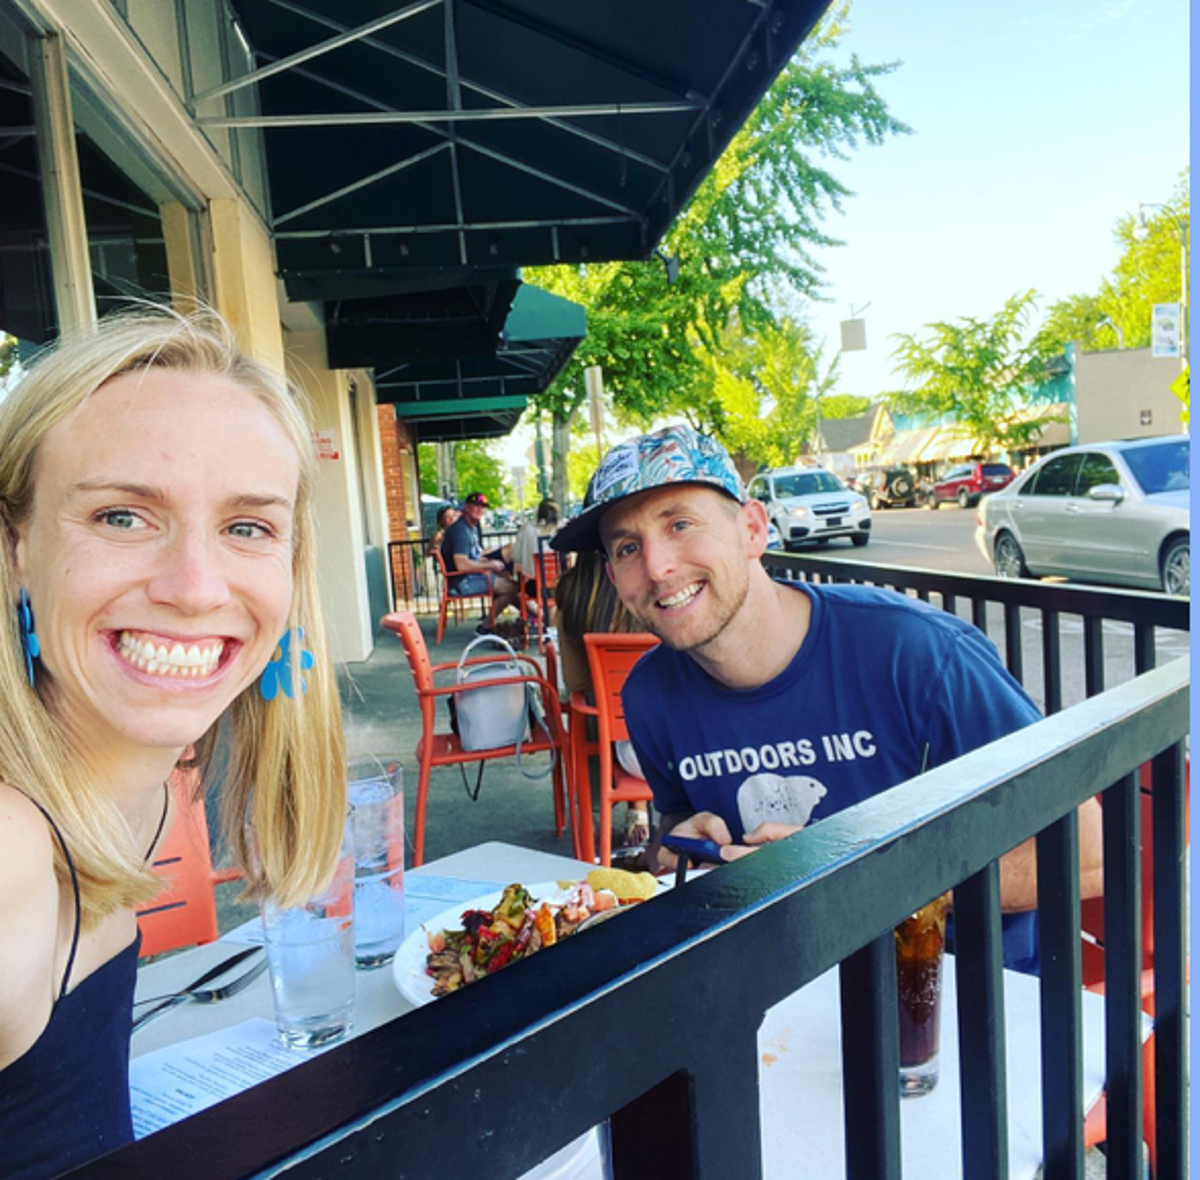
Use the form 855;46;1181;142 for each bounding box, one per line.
552;424;1103;974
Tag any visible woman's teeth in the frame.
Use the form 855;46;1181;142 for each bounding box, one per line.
658;583;701;609
118;632;224;678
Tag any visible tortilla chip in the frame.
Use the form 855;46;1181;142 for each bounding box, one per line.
586;867;658;902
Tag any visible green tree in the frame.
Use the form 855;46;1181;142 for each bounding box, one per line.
0;335;16;398
527;2;908;502
890;291;1063;453
417;439;507;505
1040;171;1189;356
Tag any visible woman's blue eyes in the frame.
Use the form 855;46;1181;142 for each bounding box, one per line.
94;510;273;540
228;521;273;540
97;509;143;530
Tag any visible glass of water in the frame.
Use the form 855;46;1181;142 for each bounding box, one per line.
260;813;356;1049
347;757;406;968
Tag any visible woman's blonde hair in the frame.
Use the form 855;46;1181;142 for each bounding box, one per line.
0;306;346;924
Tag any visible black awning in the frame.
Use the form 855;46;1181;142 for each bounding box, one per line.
325;273;520;367
222;0;831;300
372;280;584;411
405;405;526;442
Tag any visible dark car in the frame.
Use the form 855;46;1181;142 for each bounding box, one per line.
929;461;1016;509
862;466;917;509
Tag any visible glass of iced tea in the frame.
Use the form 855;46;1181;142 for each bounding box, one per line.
894;892;949;1097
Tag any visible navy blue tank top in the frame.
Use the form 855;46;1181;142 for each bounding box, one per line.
0;797;139;1180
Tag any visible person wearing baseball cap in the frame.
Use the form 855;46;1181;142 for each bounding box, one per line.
560;423;1098;974
441;489;519;624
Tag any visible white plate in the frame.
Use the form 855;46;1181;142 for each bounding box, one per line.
391;878;665;1007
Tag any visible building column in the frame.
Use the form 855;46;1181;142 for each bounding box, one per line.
287;328;373;663
27;31;95;333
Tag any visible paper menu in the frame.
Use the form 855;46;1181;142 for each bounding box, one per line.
130;1017;335;1139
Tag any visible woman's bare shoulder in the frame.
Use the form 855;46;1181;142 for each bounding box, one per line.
0;783;56;861
0;784;60;1067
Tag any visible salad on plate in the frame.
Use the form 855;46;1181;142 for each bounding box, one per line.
424;868;658;996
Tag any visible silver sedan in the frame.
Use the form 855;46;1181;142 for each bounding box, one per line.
976;435;1189;595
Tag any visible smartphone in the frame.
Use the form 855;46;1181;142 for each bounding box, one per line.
660;833;727;866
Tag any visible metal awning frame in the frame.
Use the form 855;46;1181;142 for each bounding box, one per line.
247;38;648;247
198;0;787;268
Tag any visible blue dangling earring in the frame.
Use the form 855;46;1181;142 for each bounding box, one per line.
259;627;314;700
17;587;40;688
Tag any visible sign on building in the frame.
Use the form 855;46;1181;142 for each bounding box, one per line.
1151;303;1181;358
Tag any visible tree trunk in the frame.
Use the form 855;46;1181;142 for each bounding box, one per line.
551;413;572;509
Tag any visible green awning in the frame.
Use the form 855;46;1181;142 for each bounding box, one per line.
503;283;587;343
371;280;584;410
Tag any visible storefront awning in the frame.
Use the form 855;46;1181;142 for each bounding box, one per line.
917;428;981;463
364;280;585;402
222;0;832;300
875;427;939;466
362;280;586;439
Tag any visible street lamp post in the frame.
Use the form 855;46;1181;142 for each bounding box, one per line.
1139;202;1190;371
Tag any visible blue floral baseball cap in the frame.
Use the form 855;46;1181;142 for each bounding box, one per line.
551;423;746;552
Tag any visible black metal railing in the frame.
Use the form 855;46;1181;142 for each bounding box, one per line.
80;657;1188;1180
387;531;518;618
760;551;1189;714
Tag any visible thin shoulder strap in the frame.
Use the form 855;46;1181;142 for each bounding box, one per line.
11;789;82;1001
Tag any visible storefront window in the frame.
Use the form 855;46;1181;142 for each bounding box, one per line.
0;40;56;348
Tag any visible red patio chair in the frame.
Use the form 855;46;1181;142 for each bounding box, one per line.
579;633;659;867
382;610;570;866
137;768;242;957
521;548;567;652
433;548;496;645
1080;758;1190;1177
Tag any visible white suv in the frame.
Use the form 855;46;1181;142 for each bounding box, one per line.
748;467;872;551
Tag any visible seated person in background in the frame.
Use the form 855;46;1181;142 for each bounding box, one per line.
427;503;459;556
0;307;348;1178
554;550;649;846
440;490;519;620
512;499;561;611
551;423;1104;973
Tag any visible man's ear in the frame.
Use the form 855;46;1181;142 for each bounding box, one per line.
742;499;770;559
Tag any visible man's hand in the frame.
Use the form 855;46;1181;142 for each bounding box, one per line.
490;558;506;572
653;813;802;871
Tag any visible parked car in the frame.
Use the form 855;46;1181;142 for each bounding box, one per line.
929;461;1016;509
860;466;918;509
976;436;1189;595
748;466;871;550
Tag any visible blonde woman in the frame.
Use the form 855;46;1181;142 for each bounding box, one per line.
0;309;347;1179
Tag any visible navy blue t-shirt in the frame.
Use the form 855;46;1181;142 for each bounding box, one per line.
623;581;1043;971
440;516;482;571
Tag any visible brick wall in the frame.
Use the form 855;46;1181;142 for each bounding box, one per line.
377;404;415;538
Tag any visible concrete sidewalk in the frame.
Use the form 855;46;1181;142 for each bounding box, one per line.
340;612;571;867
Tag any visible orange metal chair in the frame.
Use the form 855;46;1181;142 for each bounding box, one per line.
520;547;566;652
1079;759;1190;1176
382;610;570;866
433;548;496;644
137;769;242;957
578;633;660;866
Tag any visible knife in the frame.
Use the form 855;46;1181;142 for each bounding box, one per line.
132;943;261;1026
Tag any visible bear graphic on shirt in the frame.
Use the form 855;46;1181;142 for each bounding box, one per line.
737;773;827;833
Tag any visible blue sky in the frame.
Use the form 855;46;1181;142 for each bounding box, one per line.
805;0;1190;399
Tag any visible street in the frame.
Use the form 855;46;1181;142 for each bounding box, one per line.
858;502;990;576
776;501;1188;715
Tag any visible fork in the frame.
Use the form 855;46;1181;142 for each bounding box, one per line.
131;957;268;1033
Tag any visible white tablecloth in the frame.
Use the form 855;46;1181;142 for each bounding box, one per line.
133;841;1109;1179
